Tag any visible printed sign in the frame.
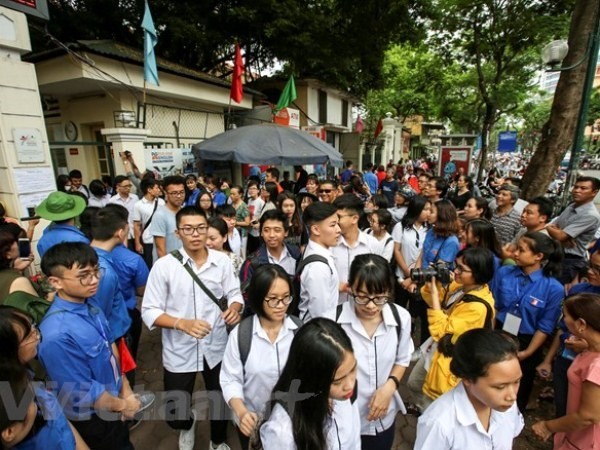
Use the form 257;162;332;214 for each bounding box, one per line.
438;146;472;181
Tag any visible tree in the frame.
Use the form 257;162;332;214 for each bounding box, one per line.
364;44;445;122
521;0;600;199
34;0;428;96
427;0;573;182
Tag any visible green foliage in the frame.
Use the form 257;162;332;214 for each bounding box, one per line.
35;0;428;96
364;43;445;123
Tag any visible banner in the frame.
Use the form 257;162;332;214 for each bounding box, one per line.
438;146;472;181
144;148;194;178
498;131;518;152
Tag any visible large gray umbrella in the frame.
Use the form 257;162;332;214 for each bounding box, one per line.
191;123;344;167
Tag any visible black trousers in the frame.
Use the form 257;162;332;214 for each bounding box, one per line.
516;333;544;412
361;424;396;450
72;414;133;450
163;360;228;444
125;307;142;387
142;243;154;269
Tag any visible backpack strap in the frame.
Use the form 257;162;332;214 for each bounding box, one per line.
238;316;254;368
238;315;304;372
461;294;494;329
295;254;331;276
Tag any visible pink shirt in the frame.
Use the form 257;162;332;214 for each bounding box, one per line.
554;351;600;449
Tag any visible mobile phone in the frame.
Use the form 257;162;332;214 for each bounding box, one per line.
18;238;31;260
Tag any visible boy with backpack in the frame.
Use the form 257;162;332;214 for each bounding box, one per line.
297;202;341;321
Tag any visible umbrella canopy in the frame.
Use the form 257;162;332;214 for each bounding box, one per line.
191;124;344;167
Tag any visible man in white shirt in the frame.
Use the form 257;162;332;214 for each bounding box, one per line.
246;180;265;255
332;194;379;303
298;202;341;321
132;178;165;268
142;206;243;450
108;175;138;249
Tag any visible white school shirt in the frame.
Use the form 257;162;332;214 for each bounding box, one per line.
108;193;138;238
415;382;523;450
247;197;265;237
132;197;165;244
331;231;379;303
366;229;394;262
266;246;296;276
220;315;298;422
299;240;339;321
141;248;243;373
337;301;414;435
392;222;428;279
260;399;361;450
228;227;242;258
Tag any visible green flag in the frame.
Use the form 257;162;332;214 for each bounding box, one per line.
274;75;297;112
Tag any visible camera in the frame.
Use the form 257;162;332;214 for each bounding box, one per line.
410;263;452;285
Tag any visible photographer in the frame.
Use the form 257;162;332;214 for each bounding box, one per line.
407;247;495;413
406;200;460;344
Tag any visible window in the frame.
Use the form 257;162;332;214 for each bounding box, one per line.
318;90;327;124
341;100;348;127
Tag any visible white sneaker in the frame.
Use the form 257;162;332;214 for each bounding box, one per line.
179;410;197;450
209;442;231;450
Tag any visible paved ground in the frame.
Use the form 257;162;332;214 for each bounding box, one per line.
130;321;553;449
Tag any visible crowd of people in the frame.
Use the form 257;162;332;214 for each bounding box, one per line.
0;154;599;450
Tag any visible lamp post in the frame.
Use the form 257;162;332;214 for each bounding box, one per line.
542;13;600;208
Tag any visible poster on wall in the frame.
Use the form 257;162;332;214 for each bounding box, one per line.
144;148;195;178
12;128;46;163
438;146;472;181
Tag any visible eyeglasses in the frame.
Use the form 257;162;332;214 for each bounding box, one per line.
351;293;391;306
167;191;185;197
264;295;293;308
20;323;41;346
454;265;472;274
118;184;132;189
178;225;208;235
319;189;333;194
59;267;104;286
587;263;600;274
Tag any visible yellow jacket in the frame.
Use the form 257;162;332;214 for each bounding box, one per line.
420;281;495;400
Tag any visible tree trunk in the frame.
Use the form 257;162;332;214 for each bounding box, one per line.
520;0;600;200
476;105;496;183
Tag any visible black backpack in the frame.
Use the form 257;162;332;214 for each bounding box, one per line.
291;254;331;318
237;315;304;372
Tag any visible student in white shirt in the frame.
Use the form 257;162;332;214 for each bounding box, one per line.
299;202;341;321
132;178;164;268
415;328;524;450
332;194;379;303
108;175;138;249
365;209;394;262
216;204;242;258
337;254;414;450
259;318;361;450
141;206;243;450
220;264;300;450
246;181;265;255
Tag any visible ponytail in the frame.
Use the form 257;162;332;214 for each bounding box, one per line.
522;232;563;278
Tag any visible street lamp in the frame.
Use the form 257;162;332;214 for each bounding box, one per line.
542;16;600;208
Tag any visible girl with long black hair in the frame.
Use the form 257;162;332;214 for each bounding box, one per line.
256;318;360;450
490;231;564;412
